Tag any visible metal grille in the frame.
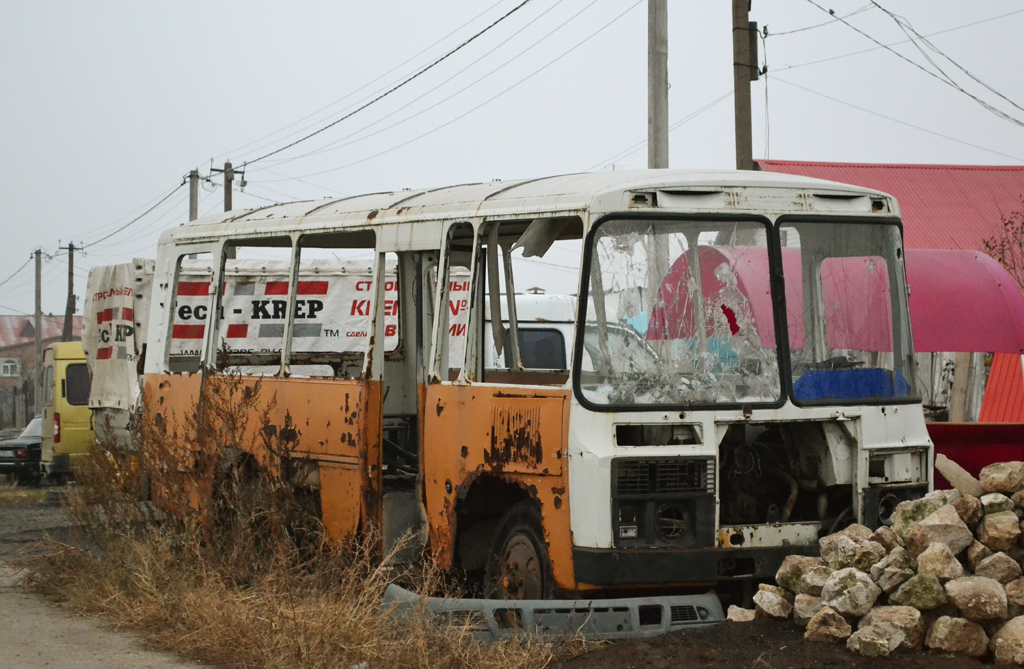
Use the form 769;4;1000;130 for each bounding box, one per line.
614;458;715;496
670;605;698;623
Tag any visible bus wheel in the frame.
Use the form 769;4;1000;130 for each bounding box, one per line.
483;501;553;600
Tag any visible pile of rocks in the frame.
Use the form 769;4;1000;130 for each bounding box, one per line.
727;460;1024;663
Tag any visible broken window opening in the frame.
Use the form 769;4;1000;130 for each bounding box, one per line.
780;222;915;403
579;218;780;407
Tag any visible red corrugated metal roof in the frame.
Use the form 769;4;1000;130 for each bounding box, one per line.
978;353;1024;422
0;315;82;350
757;161;1024;251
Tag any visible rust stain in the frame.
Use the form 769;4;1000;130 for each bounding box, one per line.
366;209;380;222
484;403;542;469
460;445;468;458
435;398;445;416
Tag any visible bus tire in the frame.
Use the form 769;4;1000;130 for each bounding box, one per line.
483;501;553;600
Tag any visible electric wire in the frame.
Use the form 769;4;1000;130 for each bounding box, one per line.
80;182;187;250
803;0;1024;127
769;4;873;36
869;1;1024;117
240;0;535;169
251;0;581;168
276;0;644;182
583;90;733;172
773;75;1024;163
214;0;510;163
0;257;33;291
774;9;1024;73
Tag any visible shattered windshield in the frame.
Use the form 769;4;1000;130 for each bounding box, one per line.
578;218;780;407
780;221;915;403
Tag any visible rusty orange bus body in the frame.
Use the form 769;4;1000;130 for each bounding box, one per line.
142;170;932;599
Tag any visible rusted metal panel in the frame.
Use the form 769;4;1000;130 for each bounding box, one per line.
422;384;575;591
142;371;375;544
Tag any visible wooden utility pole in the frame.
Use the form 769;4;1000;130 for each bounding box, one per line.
732;0;755;170
61;242;75;341
33;249;42;410
189;169;199;221
648;0;669;169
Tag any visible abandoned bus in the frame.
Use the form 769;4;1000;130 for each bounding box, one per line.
142;170;931;599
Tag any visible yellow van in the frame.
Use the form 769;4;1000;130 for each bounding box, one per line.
40;341;94;482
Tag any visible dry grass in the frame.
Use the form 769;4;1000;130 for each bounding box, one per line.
0;482;48;504
28;374;566;668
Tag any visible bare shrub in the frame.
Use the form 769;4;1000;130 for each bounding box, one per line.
983;196;1024;290
32;373;561;667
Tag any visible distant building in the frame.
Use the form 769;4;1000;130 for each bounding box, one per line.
0;315;82;429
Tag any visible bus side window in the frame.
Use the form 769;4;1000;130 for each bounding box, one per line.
433;222;474;382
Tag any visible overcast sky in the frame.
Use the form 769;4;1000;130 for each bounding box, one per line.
2;1;1023;316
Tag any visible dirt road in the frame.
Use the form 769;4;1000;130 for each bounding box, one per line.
0;495;203;669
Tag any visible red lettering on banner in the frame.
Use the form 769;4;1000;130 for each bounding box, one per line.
96;347;112;360
385;324;397;337
264;281;329;296
172;324;206;339
97;308;113;325
449;323;467;337
122;307;133;322
449;299;467;316
355;281;372;292
351;300;369;316
177;281;211;296
226;324;249;338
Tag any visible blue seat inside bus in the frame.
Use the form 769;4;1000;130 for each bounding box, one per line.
794;368;911;402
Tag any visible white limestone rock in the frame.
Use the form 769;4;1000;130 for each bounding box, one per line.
821;567;882;618
945;575;1009;623
925;616;989;658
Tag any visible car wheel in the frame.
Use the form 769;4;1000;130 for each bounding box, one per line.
483;501;553;600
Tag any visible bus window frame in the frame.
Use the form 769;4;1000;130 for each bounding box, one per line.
774;214;920;408
572;211;786;414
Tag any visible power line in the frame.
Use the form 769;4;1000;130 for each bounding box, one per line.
774;8;1024;73
241;0;535;168
81;181;187;249
768;4;873;36
216;0;510;163
275;0;645;182
0;256;33;291
584;90;733;172
773;75;1024;163
869;1;1024;117
803;0;1024;128
253;0;579;169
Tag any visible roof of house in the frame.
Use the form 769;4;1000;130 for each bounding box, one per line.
757;160;1024;251
0;315;82;351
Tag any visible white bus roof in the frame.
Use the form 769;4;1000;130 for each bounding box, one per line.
162;169;899;246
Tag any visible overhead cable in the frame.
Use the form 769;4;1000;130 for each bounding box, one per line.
276;0;644;181
773;75;1024;163
240;0;535;168
803;0;1024;127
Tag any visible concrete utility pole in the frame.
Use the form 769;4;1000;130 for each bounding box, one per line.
61;242;75;341
189;169;199;221
648;0;669;169
33;249;42;410
223;161;233;212
732;0;757;170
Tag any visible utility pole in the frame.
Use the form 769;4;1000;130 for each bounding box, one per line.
210;161;234;213
223;161;233;212
732;0;758;170
60;242;75;341
189;169;199;221
33;249;42;411
648;0;669;169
